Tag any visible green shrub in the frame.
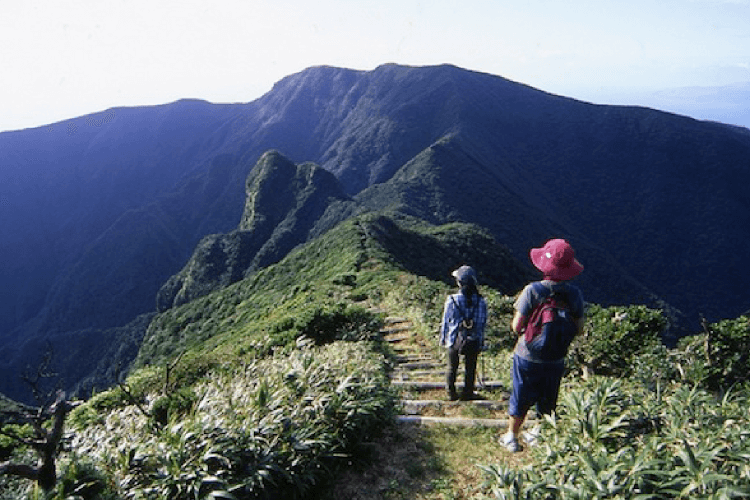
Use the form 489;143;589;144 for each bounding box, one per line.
572;304;668;378
54;453;119;500
484;293;518;351
0;424;32;461
291;303;383;345
629;340;679;391
674;315;750;390
151;387;197;426
68;387;135;428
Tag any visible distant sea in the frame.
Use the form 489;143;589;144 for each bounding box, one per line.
574;82;750;130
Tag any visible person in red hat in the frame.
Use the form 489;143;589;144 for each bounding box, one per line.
501;239;585;452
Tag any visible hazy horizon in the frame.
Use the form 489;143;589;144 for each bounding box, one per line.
2;0;749;133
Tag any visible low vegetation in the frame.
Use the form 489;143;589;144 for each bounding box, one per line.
62;341;393;500
481;377;750;499
2;212;749;499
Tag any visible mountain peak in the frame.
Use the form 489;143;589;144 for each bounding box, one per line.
156;151;355;312
240;150;350;232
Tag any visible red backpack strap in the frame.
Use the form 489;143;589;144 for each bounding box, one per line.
524;295;554;343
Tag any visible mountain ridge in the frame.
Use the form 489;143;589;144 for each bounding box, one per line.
156;151;360;311
2;63;750;401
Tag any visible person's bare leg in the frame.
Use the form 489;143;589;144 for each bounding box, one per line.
502;414;524;440
509;414;525;436
501;414;525;451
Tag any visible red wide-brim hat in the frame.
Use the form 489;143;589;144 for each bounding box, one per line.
530;239;584;281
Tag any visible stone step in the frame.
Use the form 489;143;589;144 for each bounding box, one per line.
394;361;441;371
380;323;411;332
392;369;444;379
392;377;442;385
392;380;505;391
401;397;508;410
381;311;519;430
391;345;415;354
392;351;438;360
400;399;507;412
384;316;409;324
396;415;509;428
384;333;411;343
394;353;437;362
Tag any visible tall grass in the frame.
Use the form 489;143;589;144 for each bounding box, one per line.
65;341;394;499
480;378;750;499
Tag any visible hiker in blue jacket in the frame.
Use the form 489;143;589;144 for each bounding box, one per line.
502;239;585;452
439;265;487;401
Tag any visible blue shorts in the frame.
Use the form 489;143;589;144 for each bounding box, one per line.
509;354;565;417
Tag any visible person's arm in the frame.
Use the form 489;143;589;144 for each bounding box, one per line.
438;297;452;346
511;310;527;334
574;316;585;336
572;288;585;336
511;284;533;335
477;298;488;346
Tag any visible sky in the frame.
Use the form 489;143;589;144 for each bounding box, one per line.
1;0;749;133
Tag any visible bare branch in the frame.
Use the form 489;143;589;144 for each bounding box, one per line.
0;343;81;494
164;351;185;393
20;342;60;407
700;314;712;366
113;362;152;423
0;462;40;482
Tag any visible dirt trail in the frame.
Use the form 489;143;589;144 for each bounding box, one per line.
313;314;531;499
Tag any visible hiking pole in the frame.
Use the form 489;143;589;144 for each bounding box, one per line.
482;346;486;387
477;344;486;390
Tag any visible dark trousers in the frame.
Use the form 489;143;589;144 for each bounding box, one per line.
447;345;479;398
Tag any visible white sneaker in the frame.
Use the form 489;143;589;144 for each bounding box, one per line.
500;432;522;453
522;425;541;447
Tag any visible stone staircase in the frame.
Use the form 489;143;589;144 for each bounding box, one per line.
381;316;514;429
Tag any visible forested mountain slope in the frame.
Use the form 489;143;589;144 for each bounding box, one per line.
2;63;749;401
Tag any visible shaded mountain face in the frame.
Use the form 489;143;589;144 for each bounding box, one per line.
0;101;247;339
156;151;358;311
155;148;536;318
354;136;665;315
356;213;534;295
2;63;750;401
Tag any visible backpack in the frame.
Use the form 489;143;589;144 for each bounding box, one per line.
523;287;577;361
450;295;481;356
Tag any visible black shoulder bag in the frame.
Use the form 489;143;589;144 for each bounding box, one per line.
450;295;480;356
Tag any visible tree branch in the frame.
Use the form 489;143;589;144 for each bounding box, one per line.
0;462;40;482
0;391;77;492
113;362;152;423
700;314;712;366
164;351;185;393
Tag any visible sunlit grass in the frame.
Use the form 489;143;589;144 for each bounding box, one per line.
9;208;749;499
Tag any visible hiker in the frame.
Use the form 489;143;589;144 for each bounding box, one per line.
502;239;585;452
439;265;487;401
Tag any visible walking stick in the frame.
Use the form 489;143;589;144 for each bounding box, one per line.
477;344;486;389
